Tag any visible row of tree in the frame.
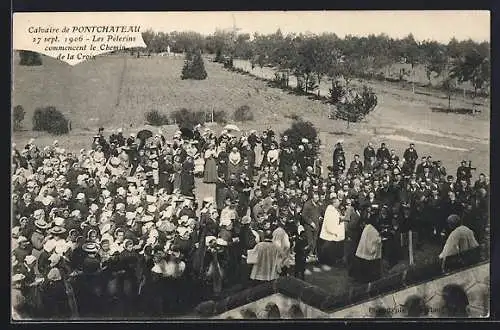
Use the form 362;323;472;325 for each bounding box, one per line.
141;29;490;99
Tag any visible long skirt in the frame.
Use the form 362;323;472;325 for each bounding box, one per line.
318;239;345;266
349;256;382;283
343;237;359;269
203;157;218;183
228;162;241;178
173;172;182;192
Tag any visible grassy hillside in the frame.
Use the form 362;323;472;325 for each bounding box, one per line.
12;53;490;176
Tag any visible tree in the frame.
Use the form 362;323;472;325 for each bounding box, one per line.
399;34;421;93
450;48;490;107
170;108;206;131
420;40;448;85
181;50;208;80
13;105;25;131
282;119;320;158
334;85;378;128
441;76;457;110
32;106;69;135
19;50;42;66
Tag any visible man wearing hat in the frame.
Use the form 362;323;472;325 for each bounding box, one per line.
456;160;473;184
332;141;346;177
403;143;419;174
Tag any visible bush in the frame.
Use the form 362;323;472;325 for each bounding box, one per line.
223;57;234;69
328;80;346;104
19;51;42;66
306;75;319;93
145;110;169;126
272;72;288;89
13;105;25;131
282;118;320;158
212;110;228;124
170;108;206;130
32;106;69;135
181;50;208;80
214;49;223;63
334;85;378;124
234;105;254;122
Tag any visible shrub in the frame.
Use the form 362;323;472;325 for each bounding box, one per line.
234;105;254;122
13;105;25;131
181;50;208;80
145;110;169;126
272;72;288;89
212;110;228;124
170;108;206;130
306;75;319;93
328;80;346;104
282;118;320;158
214;49;223;63
223;57;234;69
32;106;69;135
334;85;378;125
19;51;42;66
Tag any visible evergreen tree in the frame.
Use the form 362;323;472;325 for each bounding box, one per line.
181;50;208;80
19;51;42;66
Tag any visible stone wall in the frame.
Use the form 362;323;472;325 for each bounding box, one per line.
212;262;489;319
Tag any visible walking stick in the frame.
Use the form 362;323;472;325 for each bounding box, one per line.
408;230;414;265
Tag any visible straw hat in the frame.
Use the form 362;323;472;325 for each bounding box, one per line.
216;238;228;246
24;255;37;265
109;157;121;166
241;215;252;224
12;273;26;283
49;226;66;235
203;196;215;204
82;242;99;253
35;219;50;230
53;217;65;227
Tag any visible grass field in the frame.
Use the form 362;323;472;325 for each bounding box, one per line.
12;53;490;177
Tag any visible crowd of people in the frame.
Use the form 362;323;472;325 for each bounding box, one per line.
11;124;489;319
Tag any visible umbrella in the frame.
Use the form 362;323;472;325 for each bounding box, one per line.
137;129;153;142
137;129;153;150
224;124;240;132
180;127;194;140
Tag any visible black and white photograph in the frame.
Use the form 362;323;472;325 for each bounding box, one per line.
11;10;491;320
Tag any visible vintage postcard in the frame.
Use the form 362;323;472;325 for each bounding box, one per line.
11;11;490;320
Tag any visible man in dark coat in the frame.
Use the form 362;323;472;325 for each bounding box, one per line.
332;142;346;177
403;143;418;173
301;192;323;259
240;143;256;176
348;154;363;177
376;143;390;163
279;145;295;182
415;157;429;178
456;160;473;184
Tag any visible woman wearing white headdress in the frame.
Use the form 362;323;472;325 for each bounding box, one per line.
227;146;242;178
